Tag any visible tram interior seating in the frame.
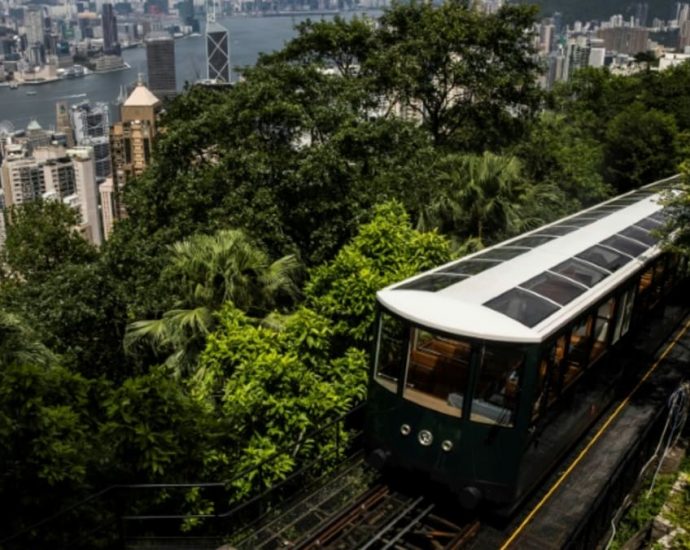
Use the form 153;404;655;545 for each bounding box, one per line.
405;331;471;416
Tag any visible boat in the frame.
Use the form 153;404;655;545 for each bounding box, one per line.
26;90;37;96
8;81;18;89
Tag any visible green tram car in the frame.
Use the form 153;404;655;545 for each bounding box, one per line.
365;177;686;511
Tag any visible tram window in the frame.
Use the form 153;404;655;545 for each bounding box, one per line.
396;273;467;292
534;336;566;420
443;259;500;276
648;258;667;304
590;298;615;362
551;258;609;287
638;267;654;293
471;345;525;427
576;245;632;272
612;287;635;343
403;329;472;418
555;217;595;228
374;312;408;392
665;255;679;291
654;258;667;282
620;226;657;247
521;272;587;306
601;236;648;258
636;218;662;231
475;247;528;261
533;358;548;420
485;288;560;328
535;225;578;237
510;235;555;248
565;316;593;386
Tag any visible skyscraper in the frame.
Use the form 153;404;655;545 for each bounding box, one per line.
107;81;161;235
145;33;176;99
206;21;230;83
101;3;120;55
206;0;230;84
24;7;44;46
70;101;112;179
55;101;75;148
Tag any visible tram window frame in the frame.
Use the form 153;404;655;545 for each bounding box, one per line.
664;255;678;292
613;285;636;344
564;314;593;388
470;343;526;428
374;310;410;393
590;297;616;363
650;256;668;306
402;328;474;418
533;334;567;420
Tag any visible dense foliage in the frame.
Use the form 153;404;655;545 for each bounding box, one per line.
2;1;690;546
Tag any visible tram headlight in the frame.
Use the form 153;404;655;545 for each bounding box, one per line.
400;424;411;436
441;440;453;452
418;429;433;446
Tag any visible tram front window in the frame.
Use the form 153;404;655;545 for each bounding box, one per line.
374;312;408;392
403;329;472;417
471;345;524;427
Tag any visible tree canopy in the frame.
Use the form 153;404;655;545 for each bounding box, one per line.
3;1;690;545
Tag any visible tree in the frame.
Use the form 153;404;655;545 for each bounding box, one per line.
419;152;523;244
515;112;611;211
99;370;213;482
124;229;300;375
372;1;542;150
0;311;54;368
0;362;94;544
265;15;378;79
660;163;690;256
604;103;680;193
1;200;97;282
0;263;129;379
306;201;451;350
192;304;367;501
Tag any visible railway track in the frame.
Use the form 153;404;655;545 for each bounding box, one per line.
293;483;480;550
233;460;479;550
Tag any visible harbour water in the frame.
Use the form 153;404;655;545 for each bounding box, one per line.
0;12;380;131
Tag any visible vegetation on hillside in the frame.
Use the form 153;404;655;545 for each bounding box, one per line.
2;1;690;546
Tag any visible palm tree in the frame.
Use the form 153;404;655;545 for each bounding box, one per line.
420;152;529;247
124;229;300;376
0;311;55;367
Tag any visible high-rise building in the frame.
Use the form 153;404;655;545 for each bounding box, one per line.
56;101;75;148
597;27;649;55
71;102;109;142
145;32;176;98
43;157;77;199
107;82;160;235
101;3;120;54
68;147;103;245
564;37;592;81
1;158;46;208
206;21;230;83
70;101;112;179
99;177;115;240
24;7;44;46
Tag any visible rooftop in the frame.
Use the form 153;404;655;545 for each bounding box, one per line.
378;177;679;344
123;84;161;108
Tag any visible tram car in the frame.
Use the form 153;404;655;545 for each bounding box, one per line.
364;176;687;511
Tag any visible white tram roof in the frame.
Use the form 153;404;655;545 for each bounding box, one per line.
378;176;680;344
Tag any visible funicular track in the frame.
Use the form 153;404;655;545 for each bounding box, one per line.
234;456;480;550
292;483;480;550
